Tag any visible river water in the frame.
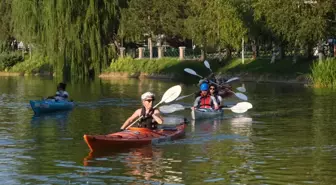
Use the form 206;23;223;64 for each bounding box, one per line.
1;76;336;184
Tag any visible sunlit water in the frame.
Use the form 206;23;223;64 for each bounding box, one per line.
1;76;336;184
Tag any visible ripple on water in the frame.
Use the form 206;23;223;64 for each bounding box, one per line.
204;177;225;182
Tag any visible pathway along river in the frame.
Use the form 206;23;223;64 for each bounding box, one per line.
1;76;336;184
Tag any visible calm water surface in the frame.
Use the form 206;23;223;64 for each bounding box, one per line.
1;76;336;184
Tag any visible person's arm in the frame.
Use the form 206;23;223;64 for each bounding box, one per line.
152;109;163;124
63;91;69;99
218;95;223;105
120;109;140;130
192;97;201;110
211;96;219;110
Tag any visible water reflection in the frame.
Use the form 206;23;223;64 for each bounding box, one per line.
30;111;71;126
229;115;253;137
84;146;183;184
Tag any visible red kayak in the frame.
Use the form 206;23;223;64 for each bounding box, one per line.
83;122;187;152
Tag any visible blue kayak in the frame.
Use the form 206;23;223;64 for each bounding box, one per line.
30;99;74;115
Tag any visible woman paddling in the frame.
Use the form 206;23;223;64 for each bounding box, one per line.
120;92;163;130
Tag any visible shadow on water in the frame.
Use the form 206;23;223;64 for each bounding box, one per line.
30;111;71;126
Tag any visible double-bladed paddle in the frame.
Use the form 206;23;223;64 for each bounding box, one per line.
125;85;182;129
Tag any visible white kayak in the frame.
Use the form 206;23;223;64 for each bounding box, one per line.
191;108;224;120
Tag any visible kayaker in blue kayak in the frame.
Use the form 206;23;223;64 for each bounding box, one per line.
47;82;69;101
209;84;223;107
192;83;219;110
120;92;163;130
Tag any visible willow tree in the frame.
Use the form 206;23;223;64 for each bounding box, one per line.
0;0;13;51
11;0;120;79
253;0;335;61
185;0;247;59
118;0;186;59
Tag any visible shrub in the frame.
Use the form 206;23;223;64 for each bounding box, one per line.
0;52;24;70
310;58;336;88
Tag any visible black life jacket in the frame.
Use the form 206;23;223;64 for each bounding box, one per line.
137;107;158;129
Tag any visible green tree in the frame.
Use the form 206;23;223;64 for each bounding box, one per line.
185;0;247;59
11;0;120;80
253;0;335;59
0;0;13;52
118;0;186;59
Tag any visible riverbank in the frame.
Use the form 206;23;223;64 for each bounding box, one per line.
0;56;326;85
100;57;313;84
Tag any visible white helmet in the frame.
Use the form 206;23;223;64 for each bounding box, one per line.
141;92;155;100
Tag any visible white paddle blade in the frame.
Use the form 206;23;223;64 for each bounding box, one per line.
169;104;185;112
204;60;211;70
159;104;186;114
236;102;253;109
230;105;248;114
184;68;197;76
184;68;203;78
161;85;182;104
159;105;175;114
236;86;246;92
235;92;248;101
225;77;240;83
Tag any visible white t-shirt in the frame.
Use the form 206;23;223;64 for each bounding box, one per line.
55;90;69;101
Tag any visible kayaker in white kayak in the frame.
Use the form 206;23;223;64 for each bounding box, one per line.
192;83;219;110
120;92;163;130
47;82;69;101
209;84;223;107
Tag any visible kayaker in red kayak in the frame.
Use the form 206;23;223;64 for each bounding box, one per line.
192;83;219;110
120;92;164;130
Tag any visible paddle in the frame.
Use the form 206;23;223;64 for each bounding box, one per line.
204;60;212;73
175;92;195;101
225;77;240;83
125;85;182;129
236;86;246;93
159;102;253;114
203;61;240;84
204;61;245;93
184;68;248;101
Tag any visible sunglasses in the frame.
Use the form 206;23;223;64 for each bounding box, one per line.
210;88;215;90
144;99;153;102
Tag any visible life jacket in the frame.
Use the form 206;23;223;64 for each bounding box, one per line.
137;107;158;129
198;95;213;109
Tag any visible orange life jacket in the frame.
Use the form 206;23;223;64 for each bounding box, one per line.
199;95;212;109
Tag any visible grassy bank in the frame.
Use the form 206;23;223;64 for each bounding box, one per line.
310;58;336;88
104;56;314;82
3;53;336;88
105;57;212;75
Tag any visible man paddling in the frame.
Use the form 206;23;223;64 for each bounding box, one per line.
120;92;164;130
192;83;219;110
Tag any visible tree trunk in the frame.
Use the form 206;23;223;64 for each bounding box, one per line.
306;43;313;59
225;46;232;60
252;39;257;60
317;40;324;64
279;42;285;59
241;38;245;64
148;37;153;59
201;34;207;61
